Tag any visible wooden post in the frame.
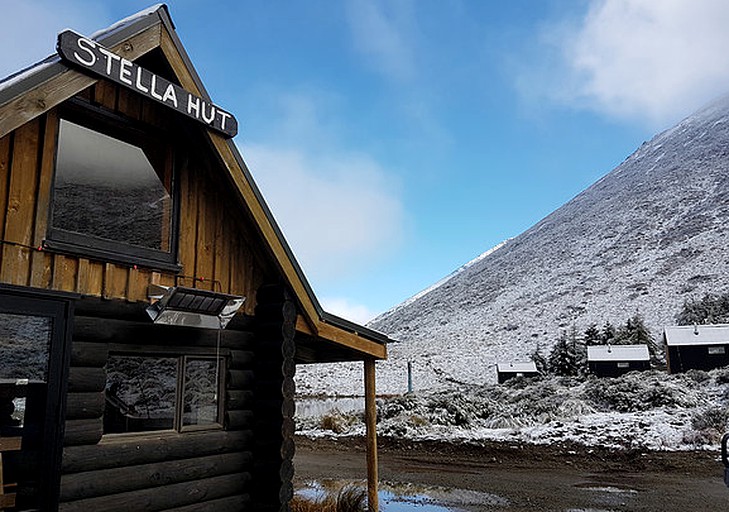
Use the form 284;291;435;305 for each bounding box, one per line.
364;358;378;512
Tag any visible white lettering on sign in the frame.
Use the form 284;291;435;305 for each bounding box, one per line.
57;30;238;137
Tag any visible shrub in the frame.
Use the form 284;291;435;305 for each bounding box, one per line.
291;485;367;512
319;410;357;434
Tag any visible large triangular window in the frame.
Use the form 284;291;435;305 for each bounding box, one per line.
46;101;179;271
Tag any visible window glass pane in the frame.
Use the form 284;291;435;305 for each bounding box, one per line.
0;312;53;511
182;358;220;427
105;356;177;433
53;119;172;251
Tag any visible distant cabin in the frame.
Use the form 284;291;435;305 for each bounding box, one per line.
496;362;539;383
663;324;729;373
587;345;650;377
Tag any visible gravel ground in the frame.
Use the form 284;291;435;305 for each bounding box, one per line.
294;436;729;511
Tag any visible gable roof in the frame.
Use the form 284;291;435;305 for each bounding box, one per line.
587;345;649;362
663;324;729;347
0;4;388;360
496;362;538;373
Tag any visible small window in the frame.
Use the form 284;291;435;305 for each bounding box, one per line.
104;354;224;435
617;362;630;368
708;346;726;355
47;103;179;271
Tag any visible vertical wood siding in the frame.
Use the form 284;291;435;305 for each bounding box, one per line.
0;80;271;314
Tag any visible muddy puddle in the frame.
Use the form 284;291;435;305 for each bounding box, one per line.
296;479;508;511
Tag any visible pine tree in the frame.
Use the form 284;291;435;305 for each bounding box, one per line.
547;330;583;376
601;322;616;345
530;343;548;374
676;293;729;325
584;324;601;346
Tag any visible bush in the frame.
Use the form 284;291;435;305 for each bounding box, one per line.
291;485;367;512
319;410;357;434
584;372;699;412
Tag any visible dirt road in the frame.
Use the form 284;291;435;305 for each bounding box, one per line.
294;436;728;511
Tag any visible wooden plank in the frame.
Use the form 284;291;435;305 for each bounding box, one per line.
64;418;103;447
77;259;104;297
213;192;230;294
59;452;250;502
178;162;198;280
0;437;21;452
155;494;250;512
65;392;105;420
127;268;151;303
93;80;117;111
0;493;16;508
68;367;106;393
62;430;252;474
0;134;11;271
364;358;379;512
195;176;215;290
52;254;79;292
103;263;128;300
316;322;387;360
70;342;109;368
1;118;40;286
117;88;142;120
57;473;245;512
0;26;162;138
29;110;56;288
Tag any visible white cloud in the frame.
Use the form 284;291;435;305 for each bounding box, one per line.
345;0;416;83
531;0;729;127
320;297;378;324
0;0;109;80
244;143;404;284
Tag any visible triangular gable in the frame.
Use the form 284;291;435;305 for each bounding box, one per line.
0;5;387;361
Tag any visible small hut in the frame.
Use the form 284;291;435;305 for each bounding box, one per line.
587;345;650;377
0;5;389;511
664;324;729;374
496;362;539;383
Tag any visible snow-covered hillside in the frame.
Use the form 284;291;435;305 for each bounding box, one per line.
297;94;729;395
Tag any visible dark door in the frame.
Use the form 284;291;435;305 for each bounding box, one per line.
0;291;72;511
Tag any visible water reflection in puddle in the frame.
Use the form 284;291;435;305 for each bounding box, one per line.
296;479;509;511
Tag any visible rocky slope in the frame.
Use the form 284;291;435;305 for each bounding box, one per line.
297;95;729;395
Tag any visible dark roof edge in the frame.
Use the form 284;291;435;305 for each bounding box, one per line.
0;5;164;109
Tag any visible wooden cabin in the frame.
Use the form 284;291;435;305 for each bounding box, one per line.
587;345;650;378
664;324;729;374
496;362;539;384
0;6;388;511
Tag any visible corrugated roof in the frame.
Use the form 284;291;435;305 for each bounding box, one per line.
496;362;538;373
587;345;650;362
664;324;729;346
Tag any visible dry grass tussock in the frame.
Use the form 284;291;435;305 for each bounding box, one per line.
291;485;367;512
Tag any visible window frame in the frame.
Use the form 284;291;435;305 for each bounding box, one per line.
45;98;182;273
104;351;226;437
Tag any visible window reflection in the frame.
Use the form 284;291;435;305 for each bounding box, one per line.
183;358;220;427
53;119;172;251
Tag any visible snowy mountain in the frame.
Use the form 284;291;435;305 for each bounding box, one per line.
296;94;729;395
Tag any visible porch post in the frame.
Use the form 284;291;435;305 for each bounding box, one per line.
364;357;379;512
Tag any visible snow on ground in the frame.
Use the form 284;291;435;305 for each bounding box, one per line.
296;368;729;451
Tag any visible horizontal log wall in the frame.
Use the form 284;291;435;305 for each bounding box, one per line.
59;311;257;511
0;79;274;315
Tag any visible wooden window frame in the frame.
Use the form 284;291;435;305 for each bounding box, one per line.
45;98;182;273
103;352;226;437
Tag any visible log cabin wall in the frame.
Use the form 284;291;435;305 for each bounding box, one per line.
58;306;258;511
0;78;274;316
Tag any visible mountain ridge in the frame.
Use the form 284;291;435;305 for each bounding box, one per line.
297;94;729;395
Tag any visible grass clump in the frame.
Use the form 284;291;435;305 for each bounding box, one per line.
291;485;367;512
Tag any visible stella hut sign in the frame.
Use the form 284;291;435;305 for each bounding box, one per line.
57;30;238;138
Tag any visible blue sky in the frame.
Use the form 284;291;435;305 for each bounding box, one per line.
4;1;729;323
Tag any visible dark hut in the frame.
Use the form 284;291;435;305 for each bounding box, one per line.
664;324;729;374
496;362;539;383
586;345;650;377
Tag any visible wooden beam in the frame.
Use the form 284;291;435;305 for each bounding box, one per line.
317;322;387;360
0;24;162;138
364;358;378;512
